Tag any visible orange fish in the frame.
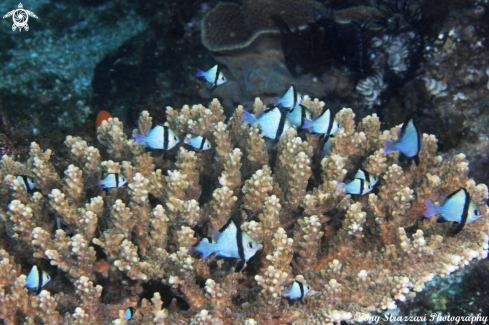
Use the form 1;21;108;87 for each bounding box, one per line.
96;110;112;129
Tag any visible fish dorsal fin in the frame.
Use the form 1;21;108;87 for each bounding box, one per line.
354;168;367;180
292;85;298;107
398;117;419;143
256;104;274;119
317;106;329;120
446;188;466;200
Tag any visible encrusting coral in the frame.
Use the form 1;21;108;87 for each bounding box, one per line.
0;95;488;324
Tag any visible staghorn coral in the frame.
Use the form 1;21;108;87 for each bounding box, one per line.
0;98;488;325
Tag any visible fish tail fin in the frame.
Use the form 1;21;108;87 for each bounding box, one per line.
196;240;214;259
424;200;439;218
133;133;146;145
242;110;257;124
302;118;313;129
274;97;282;106
281;289;290;298
95;179;103;186
383;139;397;154
196;68;205;77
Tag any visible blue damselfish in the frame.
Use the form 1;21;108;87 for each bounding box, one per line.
425;188;482;234
192;218;259;272
275;84;303;109
383;117;421;166
242;107;295;141
133;125;180;150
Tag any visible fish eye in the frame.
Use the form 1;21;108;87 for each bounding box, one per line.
474;209;480;215
307;285;311;290
247;242;254;249
174;136;178;141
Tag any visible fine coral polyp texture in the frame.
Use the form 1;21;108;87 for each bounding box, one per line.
0;97;488;324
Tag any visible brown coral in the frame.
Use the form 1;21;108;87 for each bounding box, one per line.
0;98;488;325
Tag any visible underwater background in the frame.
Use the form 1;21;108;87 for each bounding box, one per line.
1;0;489;324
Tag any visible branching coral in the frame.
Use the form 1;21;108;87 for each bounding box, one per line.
0;98;488;325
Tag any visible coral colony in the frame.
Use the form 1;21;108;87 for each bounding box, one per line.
0;95;488;324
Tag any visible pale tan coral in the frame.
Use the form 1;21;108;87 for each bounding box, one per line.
28;142;59;195
358;113;382;152
168;247;206;310
32;290;63;324
242;165;274;215
114;239;149;281
97;117;131;160
2;97;489;325
65;136;101;177
342;202;367;238
140;292;168;325
275;129;313;211
7;200;37;241
0;275;29;324
217;148;242;194
293;215;324;272
207;185;238;231
204;275;237;319
255;266;289;307
257;195;282;261
32;230;96;282
301;96;325;118
176;148;201;200
74;276;102;322
265;227;294;276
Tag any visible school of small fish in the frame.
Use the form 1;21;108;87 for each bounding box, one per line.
20;66;486;321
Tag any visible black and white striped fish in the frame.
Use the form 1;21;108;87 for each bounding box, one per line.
340;178;374;195
133;125;180;150
282;281;315;300
425;188;482;234
286;104;312;128
242;107;295;141
25;265;51;294
184;134;212;150
383;117;421;166
196;65;226;89
124;307;136;320
96;173;127;189
354;168;379;186
192;218;259;272
303;107;341;137
275;85;303;108
16;175;37;192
